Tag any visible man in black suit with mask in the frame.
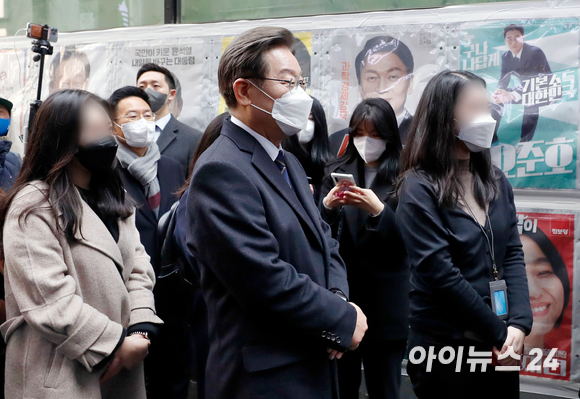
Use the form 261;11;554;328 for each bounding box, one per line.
186;27;367;399
330;35;415;157
137;63;202;173
491;24;552;143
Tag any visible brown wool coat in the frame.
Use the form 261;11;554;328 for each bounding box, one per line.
1;182;163;398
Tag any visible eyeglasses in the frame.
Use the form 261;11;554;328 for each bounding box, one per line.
116;111;156;122
252;75;309;93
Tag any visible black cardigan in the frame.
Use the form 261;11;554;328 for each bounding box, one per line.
396;169;532;350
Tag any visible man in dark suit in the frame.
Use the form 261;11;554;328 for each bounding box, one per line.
491;24;552;143
109;86;186;398
137;63;202;173
330;35;415;157
186;27;367;399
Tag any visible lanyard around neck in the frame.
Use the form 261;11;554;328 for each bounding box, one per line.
461;198;499;281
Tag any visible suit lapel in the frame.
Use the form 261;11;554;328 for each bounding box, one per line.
157;115;178;153
120;167;158;225
157;158;175;216
285;154;326;249
251;148;323;249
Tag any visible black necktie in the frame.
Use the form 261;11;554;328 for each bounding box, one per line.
275;151;292;188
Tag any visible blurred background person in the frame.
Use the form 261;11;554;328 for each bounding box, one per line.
396;70;532;398
521;227;570;351
282;97;331;203
48;46;91;94
0;89;161;398
330;36;415;156
158;111;230;399
109;85;184;398
0;97;22;191
136;63;202;173
320;98;408;399
169;72;184;119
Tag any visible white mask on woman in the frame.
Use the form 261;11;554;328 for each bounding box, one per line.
353;136;386;163
456;113;496;153
298;120;315;144
115;118;156;148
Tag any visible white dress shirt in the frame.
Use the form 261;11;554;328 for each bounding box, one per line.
231;115;282;162
154;113;172;142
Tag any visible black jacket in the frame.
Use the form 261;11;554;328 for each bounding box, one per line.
396;169;533;350
186;118;357;399
319;156;409;341
158;114;203;174
118;155;184;273
329;112;413;157
0;141;21;191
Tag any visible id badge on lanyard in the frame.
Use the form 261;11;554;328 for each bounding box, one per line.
462;199;509;320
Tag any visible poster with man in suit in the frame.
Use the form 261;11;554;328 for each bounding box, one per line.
460;19;579;190
491;24;552;143
327;27;445;156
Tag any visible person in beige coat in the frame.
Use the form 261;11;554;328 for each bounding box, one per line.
0;89;163;398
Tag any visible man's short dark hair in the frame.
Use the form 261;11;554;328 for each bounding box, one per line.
504;24;524;38
49;46;91;81
136;63;176;90
107;86;150;115
218;27;295;109
355;36;414;85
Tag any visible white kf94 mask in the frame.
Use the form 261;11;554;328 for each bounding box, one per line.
456;114;497;153
249;80;313;137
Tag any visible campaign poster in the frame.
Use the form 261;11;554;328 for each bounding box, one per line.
118;38;205;131
41;42;111;101
460;19;579;189
0;48;28;154
326;25;446;147
217;32;313;115
517;211;575;381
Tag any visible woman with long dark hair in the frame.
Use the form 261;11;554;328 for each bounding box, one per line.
396;70;532;398
319;98;408;399
0;89;162;398
282;97;332;201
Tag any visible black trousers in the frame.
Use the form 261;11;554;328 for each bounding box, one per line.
338;338;406;399
492;103;540;143
406;329;520;399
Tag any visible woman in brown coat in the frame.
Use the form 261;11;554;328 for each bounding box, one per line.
0;89;162;398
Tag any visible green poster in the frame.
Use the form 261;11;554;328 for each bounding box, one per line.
460;19;579;189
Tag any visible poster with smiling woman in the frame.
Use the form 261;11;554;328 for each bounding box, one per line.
516;211;575;381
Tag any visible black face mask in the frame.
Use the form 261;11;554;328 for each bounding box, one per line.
76;136;118;173
145;88;168;113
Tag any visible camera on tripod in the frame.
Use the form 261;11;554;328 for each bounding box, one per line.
26;23;58;43
25;23;58;149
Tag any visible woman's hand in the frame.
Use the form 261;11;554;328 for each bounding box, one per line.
341;186;384;216
100;334;150;384
492;326;525;367
323;182;353;209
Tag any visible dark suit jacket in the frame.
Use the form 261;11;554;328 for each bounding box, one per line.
497;42;552;104
319;157;409;341
329;111;413;157
158;114;203;174
118;155;184;273
186;118;357;399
